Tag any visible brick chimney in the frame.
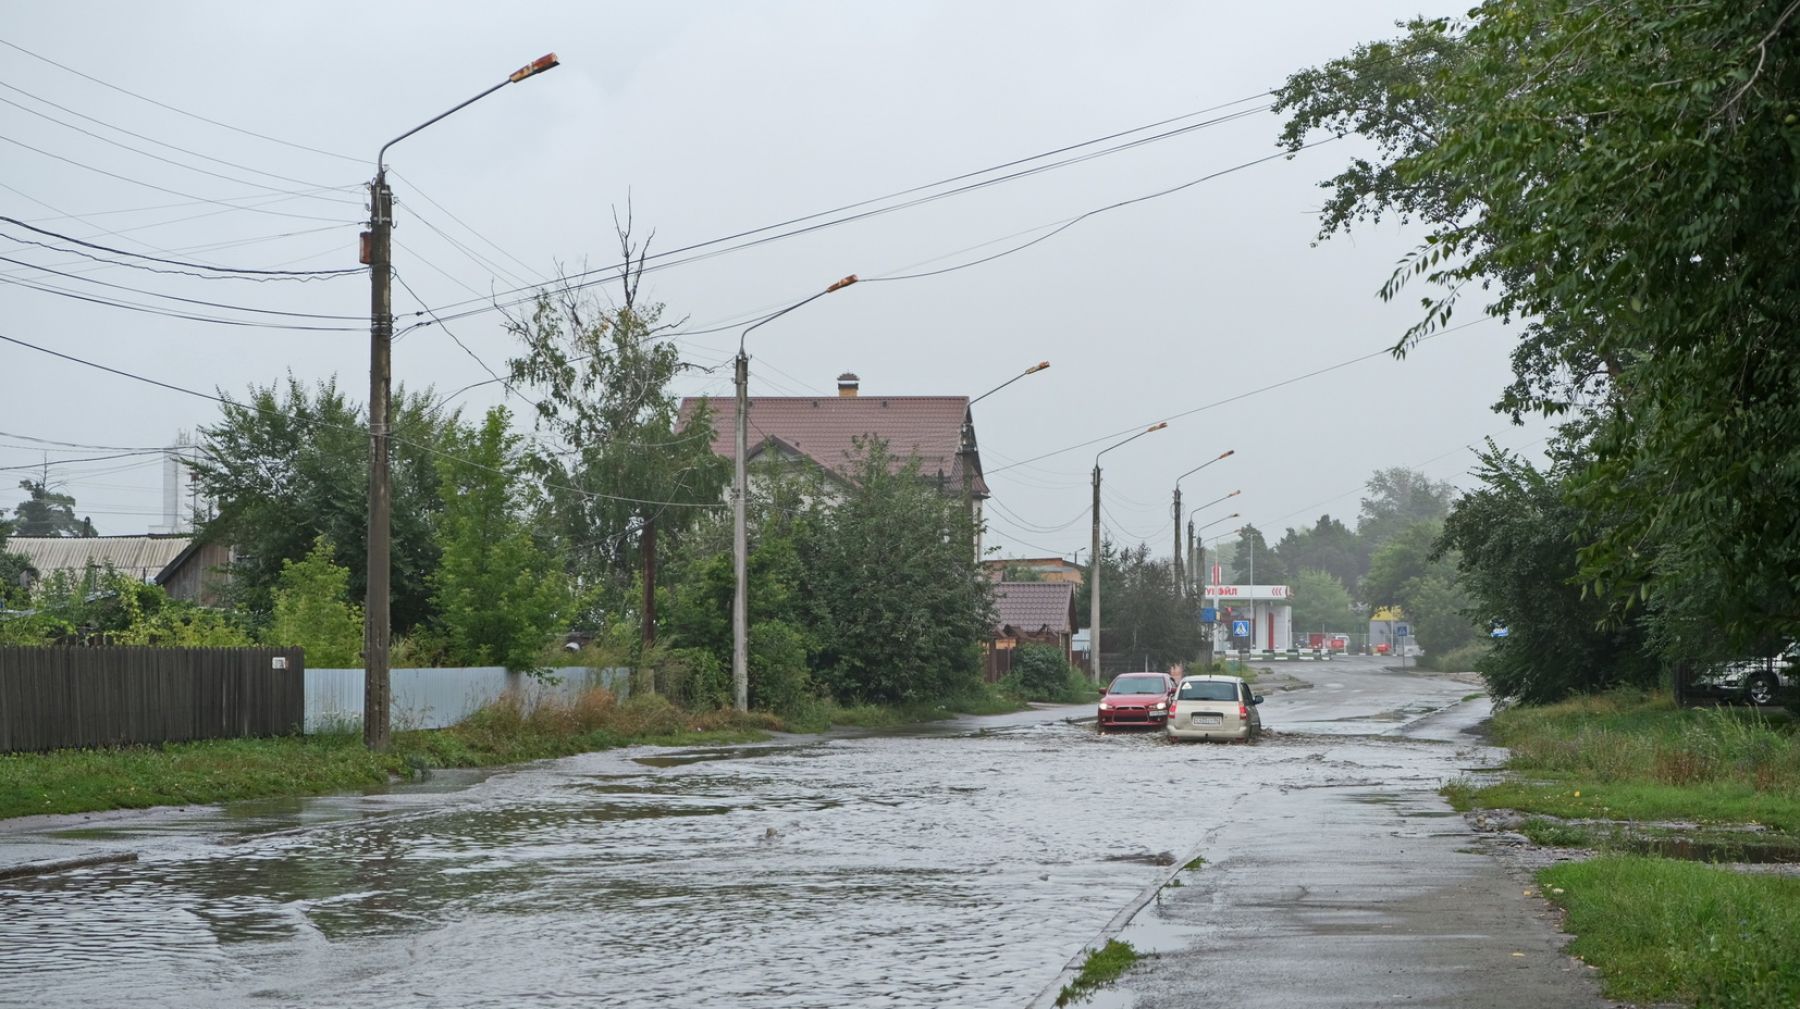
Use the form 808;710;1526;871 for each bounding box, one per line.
836;372;860;398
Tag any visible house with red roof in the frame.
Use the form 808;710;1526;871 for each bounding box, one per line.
678;371;990;550
986;580;1079;680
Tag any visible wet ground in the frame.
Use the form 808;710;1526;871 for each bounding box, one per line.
0;658;1601;1008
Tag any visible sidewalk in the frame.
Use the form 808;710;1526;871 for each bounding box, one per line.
1053;703;1615;1009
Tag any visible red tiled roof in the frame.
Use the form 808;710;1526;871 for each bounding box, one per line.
678;394;986;495
993;581;1076;635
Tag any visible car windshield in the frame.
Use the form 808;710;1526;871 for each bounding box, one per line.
1109;676;1166;695
1178;681;1239;702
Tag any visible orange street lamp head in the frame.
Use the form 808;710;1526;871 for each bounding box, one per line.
1148;422;1169;433
1228;489;1242;498
510;53;560;83
826;274;859;293
1219;448;1236;460
1027;361;1051;374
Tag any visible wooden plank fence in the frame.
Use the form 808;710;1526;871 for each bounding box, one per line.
0;646;304;753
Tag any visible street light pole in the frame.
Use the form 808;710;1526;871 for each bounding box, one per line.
963;361;1049;560
361;52;558;752
733;275;858;711
1088;422;1168;682
1171;450;1234;599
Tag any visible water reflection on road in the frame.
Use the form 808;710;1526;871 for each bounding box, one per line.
0;661;1482;1008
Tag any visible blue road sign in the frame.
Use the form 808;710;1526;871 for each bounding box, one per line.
1231;619;1252;638
1491;626;1510;638
1395;623;1411;638
1200;607;1218;623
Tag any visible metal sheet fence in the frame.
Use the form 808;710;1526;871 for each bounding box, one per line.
304;666;632;733
0;646;304;753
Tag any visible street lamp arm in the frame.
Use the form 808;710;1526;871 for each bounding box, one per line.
1188;489;1242;524
1095;421;1168;467
1196;512;1241;535
739;275;858;355
376;53;559;170
970;360;1052;407
1174;448;1236;486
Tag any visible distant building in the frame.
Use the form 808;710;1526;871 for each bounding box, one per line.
983;556;1084;585
8;534;232;605
987;580;1078;681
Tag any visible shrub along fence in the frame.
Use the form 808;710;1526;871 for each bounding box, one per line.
0;646;304;753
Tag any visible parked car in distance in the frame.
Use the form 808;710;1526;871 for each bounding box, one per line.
1691;644;1795;706
1096;672;1178;731
1166;674;1262;742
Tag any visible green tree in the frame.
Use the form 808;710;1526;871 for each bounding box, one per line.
1227;524;1287;586
1362;519;1477;656
12;479;94;537
191;375;456;633
505;224;729;639
1439;444;1656;702
266;536;364;667
431;407;567;672
1277;2;1800;660
1075;538;1200;669
801;440;993;704
1276;514;1363;590
1290;568;1354;633
1356;468;1455;553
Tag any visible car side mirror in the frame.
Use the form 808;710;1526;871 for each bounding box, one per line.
1251;695;1264;705
1098;686;1107;697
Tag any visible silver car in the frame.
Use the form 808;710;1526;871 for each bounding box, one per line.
1166;675;1263;742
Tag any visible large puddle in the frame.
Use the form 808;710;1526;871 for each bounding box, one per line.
0;720;1286;1008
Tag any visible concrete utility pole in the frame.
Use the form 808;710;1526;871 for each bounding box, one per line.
361;53;559;751
733;276;858;711
363;172;394;752
1171;486;1182;598
1089;422;1168;681
1171;450;1233;600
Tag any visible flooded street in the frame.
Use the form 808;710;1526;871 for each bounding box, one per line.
1;659;1492;1008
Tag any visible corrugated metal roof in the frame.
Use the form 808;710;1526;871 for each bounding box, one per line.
679;394;987;495
993;581;1076;635
8;535;193;582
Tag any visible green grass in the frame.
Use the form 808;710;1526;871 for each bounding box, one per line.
1445;690;1800;829
779;685;1028;732
1184;855;1207;870
1540;857;1800;1007
1055;939;1141;1007
0;691;777;822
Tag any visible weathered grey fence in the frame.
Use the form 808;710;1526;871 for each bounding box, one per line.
0;646;304;753
303;666;632;733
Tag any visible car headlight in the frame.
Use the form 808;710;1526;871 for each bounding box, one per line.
1154;701;1167;710
1099;702;1112;710
1723;675;1742;685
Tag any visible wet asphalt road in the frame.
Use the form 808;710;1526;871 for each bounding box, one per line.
0;658;1604;1008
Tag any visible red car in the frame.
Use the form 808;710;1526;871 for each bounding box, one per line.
1096;672;1178;731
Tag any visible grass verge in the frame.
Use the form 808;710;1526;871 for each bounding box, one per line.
1540;856;1800;1007
778;684;1028;733
1055;939;1141;1007
1444;690;1800;829
0;690;777;822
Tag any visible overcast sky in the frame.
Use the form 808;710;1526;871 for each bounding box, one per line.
0;2;1550;561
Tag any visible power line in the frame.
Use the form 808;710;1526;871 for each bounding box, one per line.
0;132;361;224
0;37;363;166
0;214;360;277
0;253;364;320
986;319;1494;477
0;90;361;205
0;272;363;331
408;98;1278;325
0;76;354;193
0;429;166;451
0;331;728;511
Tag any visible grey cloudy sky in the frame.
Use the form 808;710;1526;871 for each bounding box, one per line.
0;1;1550;559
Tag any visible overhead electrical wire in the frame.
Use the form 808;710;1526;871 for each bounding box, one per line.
0;91;361;206
985;319;1494;477
0;332;727;511
0;254;363;320
0;273;363;331
0;76;355;193
0;37;364;166
0;132;360;224
0;215;360;278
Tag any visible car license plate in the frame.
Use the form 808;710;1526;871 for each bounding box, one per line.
1196;714;1222;725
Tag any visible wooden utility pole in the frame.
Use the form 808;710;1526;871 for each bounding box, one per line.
362;171;394;752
